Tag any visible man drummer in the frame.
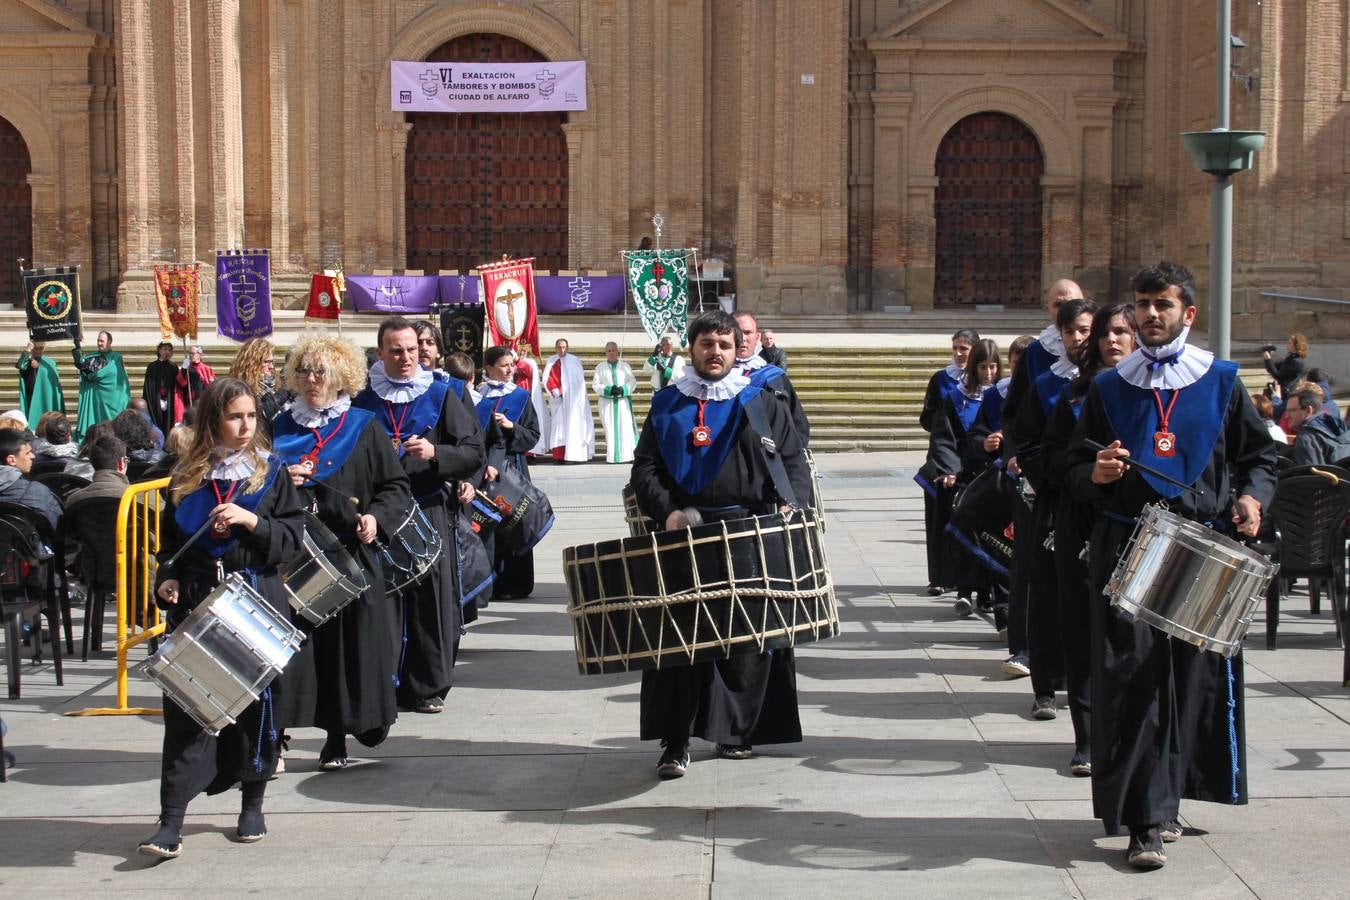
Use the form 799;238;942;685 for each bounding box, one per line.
631;310;813;779
1065;261;1277;870
354;316;485;714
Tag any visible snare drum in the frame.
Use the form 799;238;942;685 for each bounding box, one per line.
281;512;369;626
380;502;444;594
144;574;303;735
1106;504;1278;657
563;511;839;675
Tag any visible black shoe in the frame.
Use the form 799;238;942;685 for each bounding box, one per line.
1126;827;1167;869
236;809;267;843
976;593;994;614
1030;696;1057;720
319;735;349;771
1159;820;1182;843
715;743;753;760
656;740;690;779
1069;748;1092;777
413;697;444;714
925;584;943;596
953;596;974;617
138;819;183;859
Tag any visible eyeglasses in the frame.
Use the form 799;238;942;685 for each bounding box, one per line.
296;367;328;379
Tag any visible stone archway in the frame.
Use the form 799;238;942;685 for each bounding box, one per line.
0;115;33;308
933;112;1045;307
404;33;569;273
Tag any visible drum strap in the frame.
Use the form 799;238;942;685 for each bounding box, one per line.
742;394;800;509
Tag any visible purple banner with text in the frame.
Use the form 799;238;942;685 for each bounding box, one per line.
215;249;273;341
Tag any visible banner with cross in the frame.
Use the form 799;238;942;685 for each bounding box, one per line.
479;257;540;356
625;250;691;346
154;263;201;340
215;249;273;341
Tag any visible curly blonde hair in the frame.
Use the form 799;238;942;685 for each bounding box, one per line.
283;329;368;397
228;338;276;395
1289;333;1310;358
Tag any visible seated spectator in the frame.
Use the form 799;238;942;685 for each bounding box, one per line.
0;429;63;530
1305;368;1341;423
1252;393;1288;445
30;411;64;453
1286;386;1350;466
140;418;192;482
0;410;27;432
111;408;166;468
127;398;166;449
65;434;131;507
35;415;95;480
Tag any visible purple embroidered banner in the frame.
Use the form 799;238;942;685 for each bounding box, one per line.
346;274;440;313
535;274;626;314
215;250;273;341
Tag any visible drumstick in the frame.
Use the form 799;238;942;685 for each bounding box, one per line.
302;477;361;507
165;515;219;569
1084;439;1202;497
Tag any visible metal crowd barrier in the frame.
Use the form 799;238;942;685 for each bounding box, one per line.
66;477;170;719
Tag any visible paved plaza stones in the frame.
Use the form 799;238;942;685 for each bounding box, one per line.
2;451;1350;898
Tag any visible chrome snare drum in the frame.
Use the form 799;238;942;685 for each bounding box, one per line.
144;574;303;734
380;502;443;594
281;512;369;626
1106;504;1278;657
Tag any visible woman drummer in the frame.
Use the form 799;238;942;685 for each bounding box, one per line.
476;346;544;600
140;377;306;859
269;331;412;770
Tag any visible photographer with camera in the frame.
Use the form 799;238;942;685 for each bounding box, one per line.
1262;333;1307;399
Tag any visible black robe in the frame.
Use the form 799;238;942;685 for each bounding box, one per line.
482;396;542;600
142;360;178;436
272;415;412;738
920;392;983;597
153;464;305;804
1066;375;1278;834
355;382;485;706
631;389;811;746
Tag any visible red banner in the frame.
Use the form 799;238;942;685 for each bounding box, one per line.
479;258;539;357
306;273;343;321
154;264;200;340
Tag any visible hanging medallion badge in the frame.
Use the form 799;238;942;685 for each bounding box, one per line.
299;452;318;474
1153;430;1177;458
392;437;402;453
212;516;231;536
691;424;712;447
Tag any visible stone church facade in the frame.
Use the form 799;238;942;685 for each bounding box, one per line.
0;0;1346;341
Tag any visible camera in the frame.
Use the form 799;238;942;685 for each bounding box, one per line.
1264;381;1278;397
1260;343;1277;354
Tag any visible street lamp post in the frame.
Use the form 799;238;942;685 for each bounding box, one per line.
1180;0;1264;361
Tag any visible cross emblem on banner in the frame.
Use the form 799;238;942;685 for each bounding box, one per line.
230;272;258;324
419;69;440;98
568;276;592;308
498;287;523;334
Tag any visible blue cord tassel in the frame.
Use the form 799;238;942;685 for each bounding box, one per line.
1226;657;1240;802
394;592;409;688
253;686;273;773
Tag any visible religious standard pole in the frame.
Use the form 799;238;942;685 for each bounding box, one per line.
1210;0;1233;361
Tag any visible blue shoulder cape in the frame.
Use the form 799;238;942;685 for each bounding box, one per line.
173;460;282;558
1022;341;1056;385
1034;370;1072;419
272;406;375;482
475;388;530;430
980;386;1005;431
648;383;766;495
1095;360;1239;499
952;391;983;431
353;379;453;459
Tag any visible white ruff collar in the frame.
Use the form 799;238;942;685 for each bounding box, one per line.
736;352;767;373
290;394;351;428
1038;323;1066;359
944;362;964;381
369;360;433;403
995;376;1012;398
208;447;268;481
1051;355;1080;380
480;379;516;399
674;368;750;401
960;383;987;401
1115;326;1214;390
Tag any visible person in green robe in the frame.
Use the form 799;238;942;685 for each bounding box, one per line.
72;331;131;440
15;340;65;424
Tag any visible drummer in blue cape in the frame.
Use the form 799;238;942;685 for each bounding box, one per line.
141;378;307;859
354;316;486;714
270;331;413;771
1065;261;1278;871
630;310;814;779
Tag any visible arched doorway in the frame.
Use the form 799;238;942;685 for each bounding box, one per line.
405;33;569;274
933;112;1043;307
0;116;33;309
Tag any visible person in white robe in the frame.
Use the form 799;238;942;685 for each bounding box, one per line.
592;341;639;464
541;338;595;462
512;350;547;455
642;335;686;391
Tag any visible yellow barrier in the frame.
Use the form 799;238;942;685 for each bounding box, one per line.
66;477;170;718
